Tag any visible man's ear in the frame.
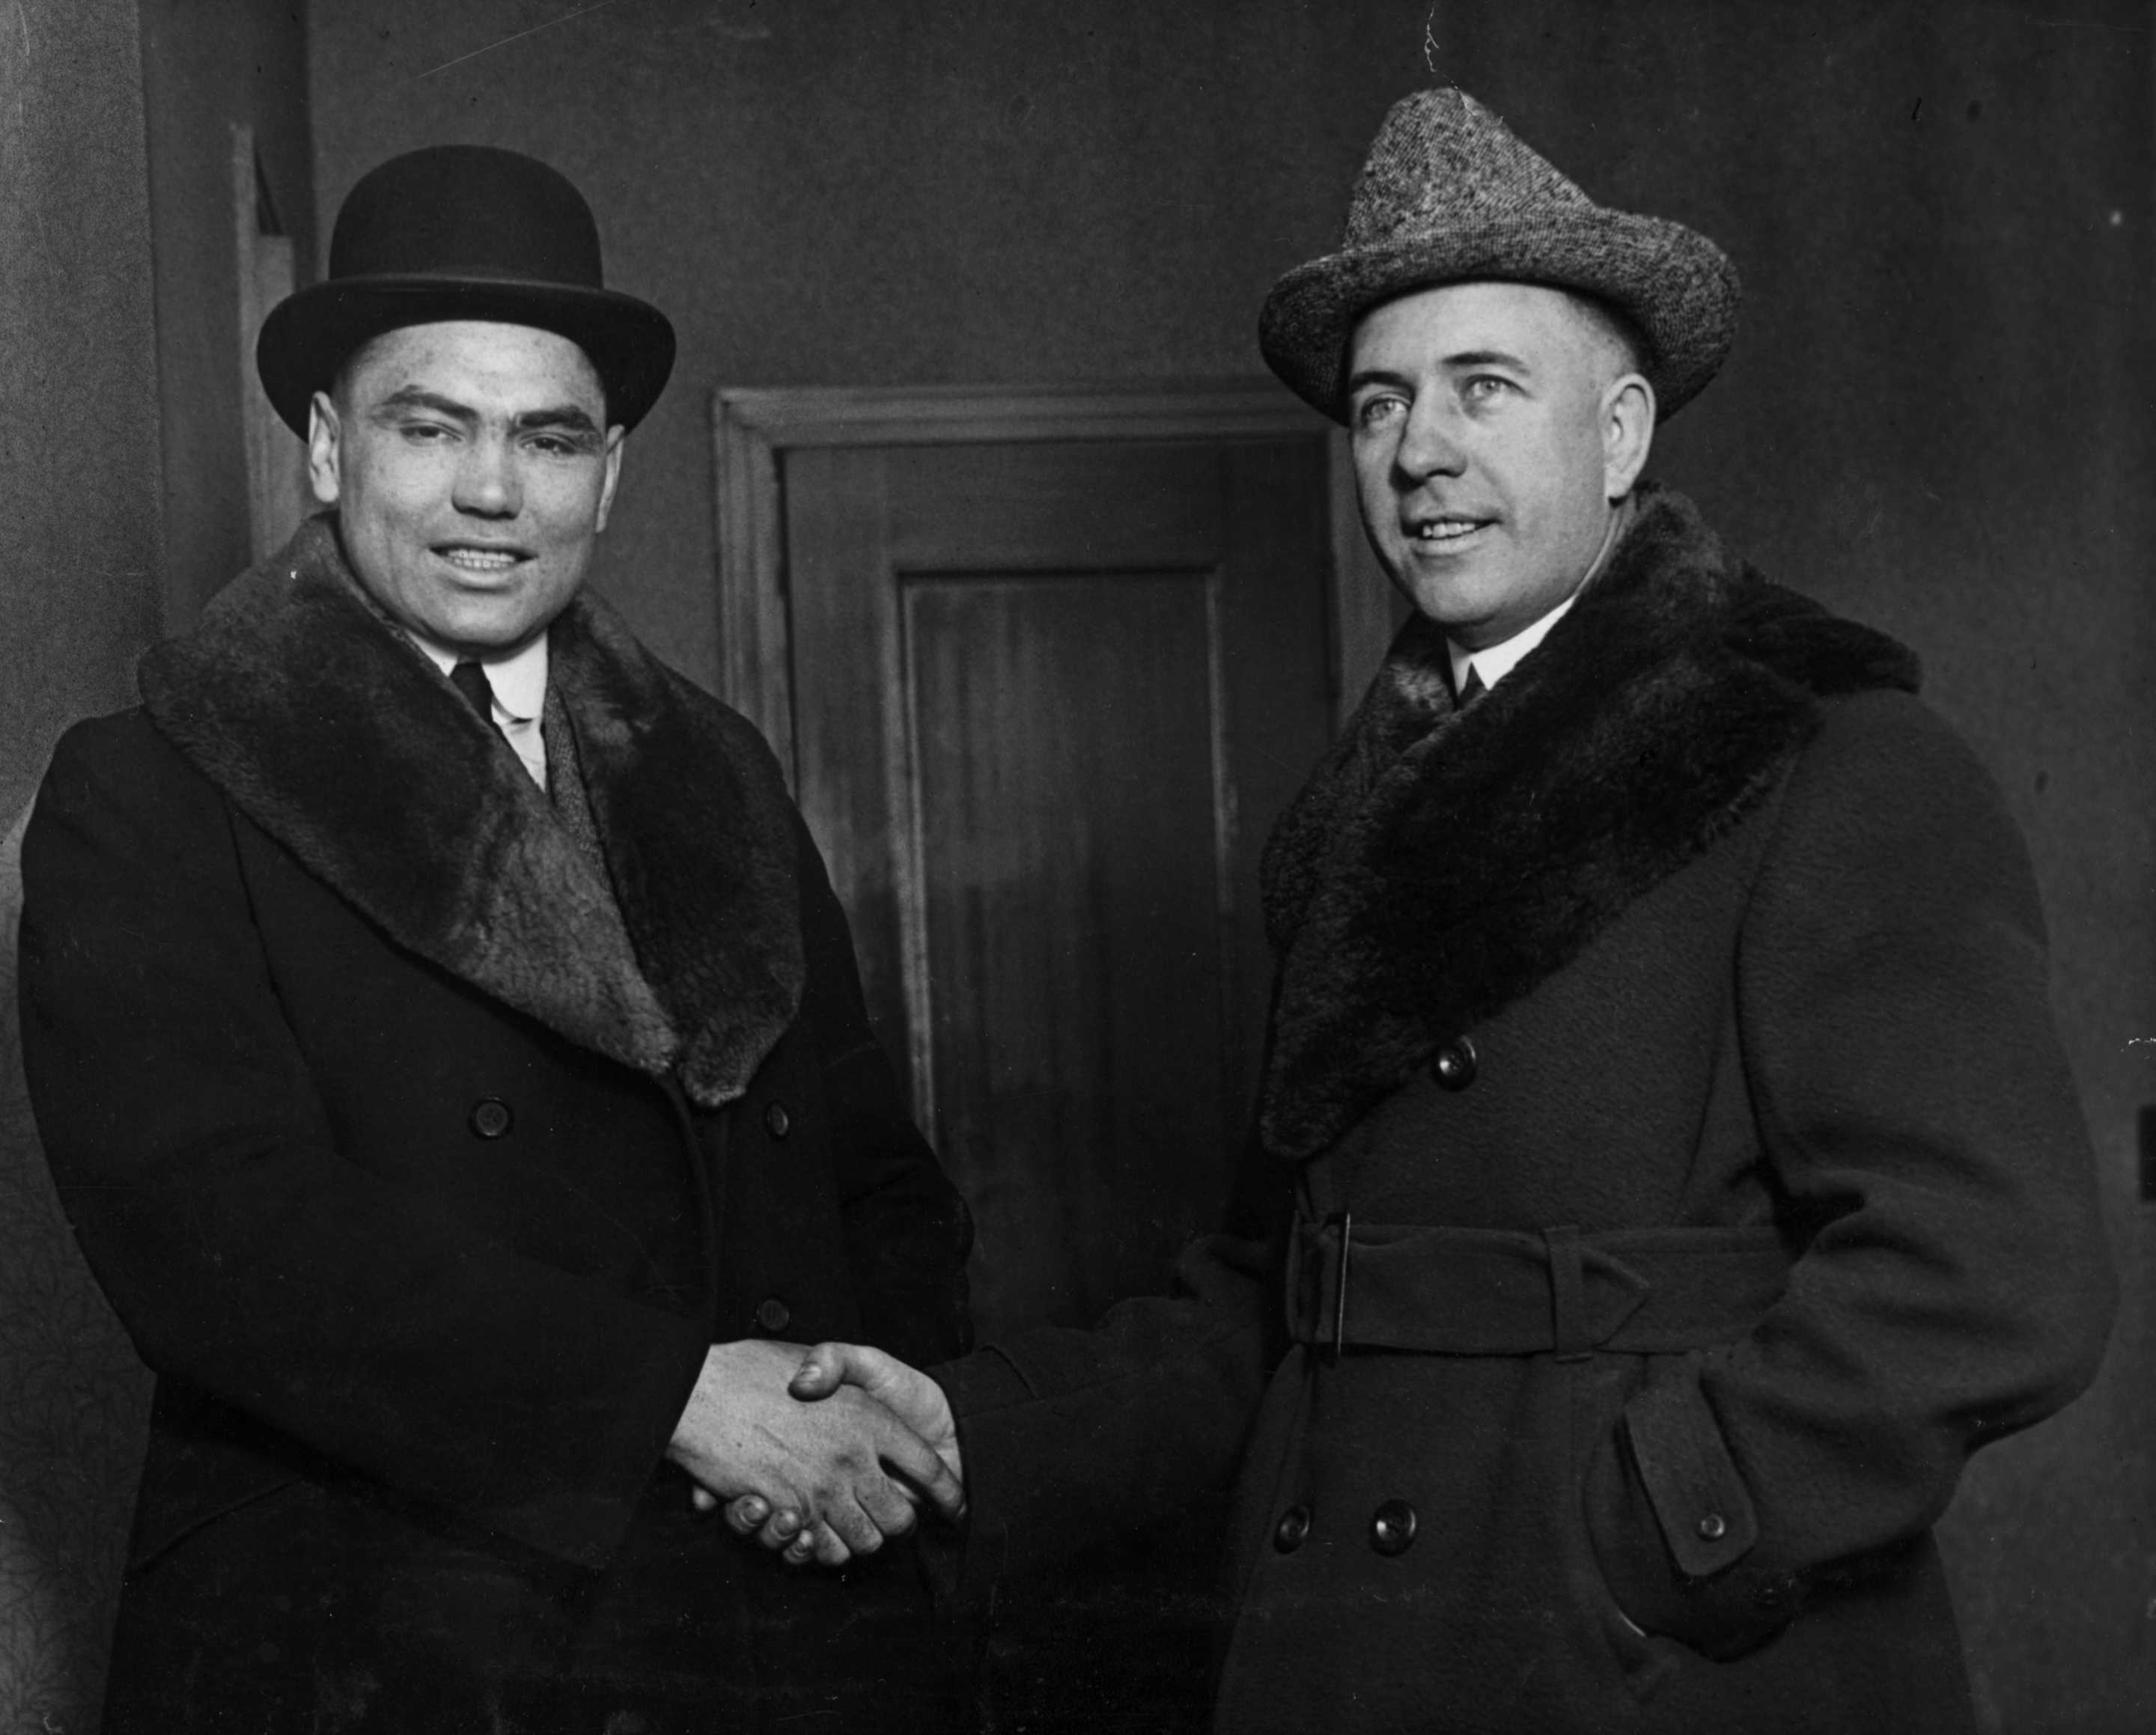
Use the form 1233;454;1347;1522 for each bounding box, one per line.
1603;373;1657;501
306;391;342;507
594;426;626;534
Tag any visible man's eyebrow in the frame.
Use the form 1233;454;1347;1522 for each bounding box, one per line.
1344;365;1415;397
1441;348;1533;373
362;390;603;439
1343;350;1535;396
511;406;603;436
368;386;476;423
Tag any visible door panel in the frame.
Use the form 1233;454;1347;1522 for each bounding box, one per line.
909;572;1227;1329
784;428;1333;1340
883;440;1225;569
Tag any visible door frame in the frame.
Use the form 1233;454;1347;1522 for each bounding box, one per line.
710;379;1396;781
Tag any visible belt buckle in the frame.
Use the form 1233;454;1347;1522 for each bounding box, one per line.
1326;1210;1353;1364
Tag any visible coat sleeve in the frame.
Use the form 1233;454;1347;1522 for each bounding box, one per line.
16;716;711;1567
1586;689;2116;1655
925;1125;1288;1587
790;817;975;1370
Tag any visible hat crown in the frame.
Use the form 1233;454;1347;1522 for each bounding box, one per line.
1344;89;1594;251
257;144;675;435
1257;85;1738;424
327;144;605;288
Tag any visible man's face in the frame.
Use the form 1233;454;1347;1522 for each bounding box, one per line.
308;320;624;655
1345;281;1651;650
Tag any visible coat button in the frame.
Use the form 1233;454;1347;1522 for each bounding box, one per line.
764;1102;791;1138
1697;1512;1728;1542
468;1098;514;1139
1273;1505;1311;1553
755;1296;792;1335
1430;1037;1478;1091
1370;1498;1417;1556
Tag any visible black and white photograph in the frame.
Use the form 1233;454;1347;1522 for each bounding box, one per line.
0;2;2148;1731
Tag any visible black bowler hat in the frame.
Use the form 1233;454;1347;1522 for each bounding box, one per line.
256;145;676;436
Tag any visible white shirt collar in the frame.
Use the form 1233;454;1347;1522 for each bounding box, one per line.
1446;498;1634;700
1449;590;1580;699
401;627;549;725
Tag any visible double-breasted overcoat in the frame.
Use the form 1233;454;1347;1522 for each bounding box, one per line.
937;485;2114;1734
18;517;973;1732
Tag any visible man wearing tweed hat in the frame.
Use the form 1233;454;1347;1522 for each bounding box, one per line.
761;90;2113;1732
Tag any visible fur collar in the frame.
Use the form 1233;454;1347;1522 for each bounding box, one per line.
139;515;804;1109
1258;483;1919;1162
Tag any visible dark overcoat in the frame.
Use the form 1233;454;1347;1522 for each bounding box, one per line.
937;486;2114;1734
17;518;973;1733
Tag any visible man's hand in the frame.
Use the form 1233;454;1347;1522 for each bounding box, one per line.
669;1338;962;1567
719;1342;963;1565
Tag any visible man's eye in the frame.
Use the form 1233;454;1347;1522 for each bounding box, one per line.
1354;395;1405;429
526;435;581;457
1463;376;1514;403
399;422;453;443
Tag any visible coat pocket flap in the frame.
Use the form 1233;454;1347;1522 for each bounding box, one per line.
1624;1359;1758;1578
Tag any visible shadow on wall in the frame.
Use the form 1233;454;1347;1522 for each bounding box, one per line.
0;803;153;1733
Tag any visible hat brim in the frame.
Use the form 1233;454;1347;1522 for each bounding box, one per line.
257;275;677;437
1258;207;1738;424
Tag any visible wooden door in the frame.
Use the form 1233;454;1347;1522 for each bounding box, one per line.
718;386;1368;1344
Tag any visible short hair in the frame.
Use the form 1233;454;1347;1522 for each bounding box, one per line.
328;335;381;411
1561;291;1650;385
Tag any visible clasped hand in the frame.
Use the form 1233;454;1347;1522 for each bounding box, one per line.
668;1338;960;1567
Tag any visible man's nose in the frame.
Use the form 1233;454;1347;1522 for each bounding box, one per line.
452;435;521;517
1395;399;1467;481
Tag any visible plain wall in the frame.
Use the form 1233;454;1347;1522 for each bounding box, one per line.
0;0;167;823
0;4;166;1726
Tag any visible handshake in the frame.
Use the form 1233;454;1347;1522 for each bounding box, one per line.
665;1337;960;1568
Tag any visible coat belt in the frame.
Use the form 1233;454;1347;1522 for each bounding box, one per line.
1286;1216;1791;1360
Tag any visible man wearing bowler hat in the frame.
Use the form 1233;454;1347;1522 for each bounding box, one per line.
765;89;2115;1732
18;147;972;1730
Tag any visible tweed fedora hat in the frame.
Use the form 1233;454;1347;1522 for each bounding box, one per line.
257;144;676;436
1260;88;1738;421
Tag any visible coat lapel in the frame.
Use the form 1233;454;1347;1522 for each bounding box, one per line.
549;591;806;1108
138;516;803;1108
1257;484;1920;1162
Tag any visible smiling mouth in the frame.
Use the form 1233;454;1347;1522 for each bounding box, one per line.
1407;514;1494;548
434;545;529;573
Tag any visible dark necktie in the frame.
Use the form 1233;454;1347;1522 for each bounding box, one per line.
450;659;503;737
1457;665;1487;708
